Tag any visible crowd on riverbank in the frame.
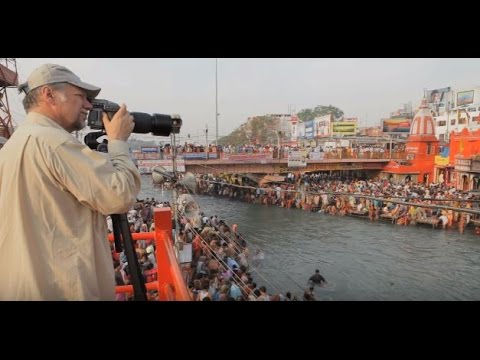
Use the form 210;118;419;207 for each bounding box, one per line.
111;196;308;301
195;174;480;234
112;173;480;301
173;190;318;301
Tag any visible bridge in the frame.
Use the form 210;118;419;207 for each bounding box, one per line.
182;152;402;176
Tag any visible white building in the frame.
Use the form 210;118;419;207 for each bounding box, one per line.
430;86;480;142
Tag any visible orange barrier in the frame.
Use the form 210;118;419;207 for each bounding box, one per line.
108;208;191;301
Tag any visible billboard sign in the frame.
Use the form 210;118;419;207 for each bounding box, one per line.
331;121;357;136
222;153;271;162
309;152;324;160
457;90;474;107
315;114;331;137
304;120;314;139
141;146;159;153
382;118;411;133
426;87;450;106
182;152;218;160
287;151;307;167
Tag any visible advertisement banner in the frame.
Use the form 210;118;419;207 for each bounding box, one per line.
304;120;314;139
309;152;324;160
141;146;160;153
331;121;357;135
435;155;449;166
315;114;331;137
382;118;411;133
426;87;451;105
182;152;218;160
222;153;271;163
457;90;474;107
288;150;307;167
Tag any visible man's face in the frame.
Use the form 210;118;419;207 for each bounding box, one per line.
51;84;93;132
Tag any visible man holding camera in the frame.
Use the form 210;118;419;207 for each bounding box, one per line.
0;63;141;300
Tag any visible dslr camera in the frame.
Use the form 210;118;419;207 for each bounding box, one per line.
88;99;182;136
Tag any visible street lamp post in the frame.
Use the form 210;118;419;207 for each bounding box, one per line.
205;124;208;161
389;134;393;159
215;58;218;146
204;124;208;175
445;89;452;142
277;131;282;159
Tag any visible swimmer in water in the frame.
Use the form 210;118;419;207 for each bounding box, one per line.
308;269;326;286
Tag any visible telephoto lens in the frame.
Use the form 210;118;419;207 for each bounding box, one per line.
130;112;182;136
88;99;182;136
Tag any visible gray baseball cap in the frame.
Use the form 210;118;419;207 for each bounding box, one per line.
18;63;101;99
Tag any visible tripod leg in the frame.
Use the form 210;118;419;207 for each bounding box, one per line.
111;214;147;301
111;216;123;253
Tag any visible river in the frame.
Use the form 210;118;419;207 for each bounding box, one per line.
139;175;480;301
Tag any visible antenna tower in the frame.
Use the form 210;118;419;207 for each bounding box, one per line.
0;58;19;139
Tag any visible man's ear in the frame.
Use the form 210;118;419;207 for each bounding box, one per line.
40;86;55;103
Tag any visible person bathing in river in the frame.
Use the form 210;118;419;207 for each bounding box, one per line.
309;269;327;286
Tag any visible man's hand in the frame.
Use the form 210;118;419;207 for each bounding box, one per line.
102;104;135;141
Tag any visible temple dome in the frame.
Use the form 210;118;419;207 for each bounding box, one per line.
409;98;435;137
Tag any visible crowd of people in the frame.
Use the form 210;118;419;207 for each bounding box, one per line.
2;62;470;301
112;193;324;301
196;173;480;234
150;140;407;161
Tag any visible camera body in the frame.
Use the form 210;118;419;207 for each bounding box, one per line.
88;99;182;136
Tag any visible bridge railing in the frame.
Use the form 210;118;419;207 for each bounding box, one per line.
180;150;407;162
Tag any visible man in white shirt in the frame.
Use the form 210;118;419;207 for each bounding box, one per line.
0;63;141;300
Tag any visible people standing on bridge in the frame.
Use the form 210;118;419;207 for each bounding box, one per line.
0;63;141;300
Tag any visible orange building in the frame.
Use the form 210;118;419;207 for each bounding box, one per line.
381;99;439;184
448;128;480;191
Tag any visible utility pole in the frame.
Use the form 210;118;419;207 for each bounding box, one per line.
389;134;393;159
277;131;282;159
205;124;209;161
215;58;218;146
445;89;451;142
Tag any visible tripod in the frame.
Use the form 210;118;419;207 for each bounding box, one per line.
85;131;147;301
111;214;147;301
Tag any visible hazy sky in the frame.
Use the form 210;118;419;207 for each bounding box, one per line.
7;58;480;143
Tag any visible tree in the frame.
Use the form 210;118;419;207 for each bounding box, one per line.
297;108;315;122
297;105;344;122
